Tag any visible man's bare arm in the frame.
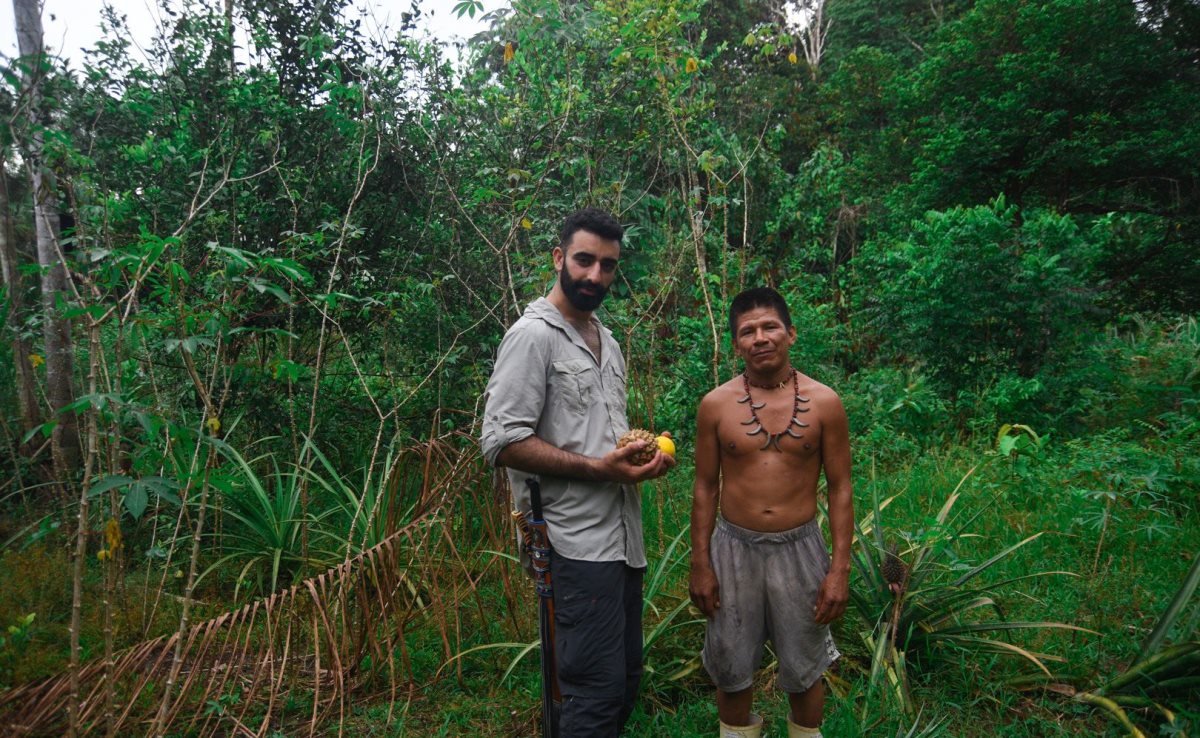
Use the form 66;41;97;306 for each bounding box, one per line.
497;434;673;484
689;393;722;617
814;390;853;624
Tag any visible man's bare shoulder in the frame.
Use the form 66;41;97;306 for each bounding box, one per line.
699;377;745;407
796;373;847;414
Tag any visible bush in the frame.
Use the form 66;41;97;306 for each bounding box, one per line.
861;198;1102;393
843;366;950;461
1035;315;1199;436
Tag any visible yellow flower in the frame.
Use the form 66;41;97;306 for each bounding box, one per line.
685;57;699;74
503;42;514;64
105;517;123;551
520;217;533;230
29;353;44;368
97;548;109;561
206;416;221;434
788;51;798;65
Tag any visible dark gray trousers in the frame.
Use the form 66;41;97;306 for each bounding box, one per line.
551;554;644;738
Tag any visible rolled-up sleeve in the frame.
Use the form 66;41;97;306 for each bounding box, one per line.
480;322;547;467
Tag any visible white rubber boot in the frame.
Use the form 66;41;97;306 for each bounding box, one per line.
787;712;823;738
719;713;763;738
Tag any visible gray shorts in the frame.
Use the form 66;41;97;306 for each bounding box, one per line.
701;516;840;693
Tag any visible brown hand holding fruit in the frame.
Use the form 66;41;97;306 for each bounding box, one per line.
605;429;676;482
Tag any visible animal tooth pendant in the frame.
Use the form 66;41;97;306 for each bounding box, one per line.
741;370;810;452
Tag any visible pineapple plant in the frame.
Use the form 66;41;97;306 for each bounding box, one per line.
882;542;907;592
848;472;1087;718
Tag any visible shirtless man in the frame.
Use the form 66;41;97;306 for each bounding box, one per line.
689;287;853;738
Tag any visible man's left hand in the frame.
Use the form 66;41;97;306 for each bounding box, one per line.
812;569;849;625
600;442;675;483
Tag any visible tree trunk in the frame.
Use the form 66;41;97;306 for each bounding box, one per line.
13;0;80;469
800;0;831;80
0;162;41;443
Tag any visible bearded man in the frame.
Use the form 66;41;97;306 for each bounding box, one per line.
481;208;673;737
689;287;854;738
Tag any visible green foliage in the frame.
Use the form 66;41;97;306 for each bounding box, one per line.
0;613;35;688
864;198;1102;393
86;475;181;521
850;465;1088;716
640;525;705;695
843;366;949;459
1075;317;1200;428
1055;551;1200;737
305;441;417;560
0;0;1197;734
892;0;1200;312
197;442;313;599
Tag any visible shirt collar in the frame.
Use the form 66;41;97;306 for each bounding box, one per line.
525;297;615;368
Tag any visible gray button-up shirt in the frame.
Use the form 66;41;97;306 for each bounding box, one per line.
480;297;645;568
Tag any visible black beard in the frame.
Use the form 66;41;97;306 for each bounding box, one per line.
560;267;608;312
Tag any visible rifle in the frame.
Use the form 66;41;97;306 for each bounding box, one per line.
513;477;561;738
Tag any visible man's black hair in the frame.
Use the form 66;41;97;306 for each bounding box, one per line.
728;287;793;335
559;207;624;249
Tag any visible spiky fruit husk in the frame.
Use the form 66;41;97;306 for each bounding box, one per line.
617;428;657;466
882;542;906;586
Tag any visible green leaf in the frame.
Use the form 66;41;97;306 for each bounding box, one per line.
142;476;182;506
453;1;483;18
88;475;134;498
999;435;1017;456
124;485;149;520
21;421;56;445
1139;550;1200;661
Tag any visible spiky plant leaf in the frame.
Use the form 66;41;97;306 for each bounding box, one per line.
849;462;1083;717
1138;550;1200;660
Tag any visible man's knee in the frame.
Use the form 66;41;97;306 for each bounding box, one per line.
560;694;623;738
553;558;630;698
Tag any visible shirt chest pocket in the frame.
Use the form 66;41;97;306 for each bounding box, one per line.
551;359;597;416
604;364;626;416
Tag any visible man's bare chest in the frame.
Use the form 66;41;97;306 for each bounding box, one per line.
716;394;823;458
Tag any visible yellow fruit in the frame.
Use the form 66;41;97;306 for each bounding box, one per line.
656;435;676;457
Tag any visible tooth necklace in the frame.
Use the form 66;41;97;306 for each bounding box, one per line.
738;369;810;451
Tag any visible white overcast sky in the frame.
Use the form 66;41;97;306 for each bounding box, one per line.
0;0;492;66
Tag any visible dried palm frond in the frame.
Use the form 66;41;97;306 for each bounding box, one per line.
0;435;511;737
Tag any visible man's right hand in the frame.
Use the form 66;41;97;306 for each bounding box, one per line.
689;565;720;617
597;441;674;484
